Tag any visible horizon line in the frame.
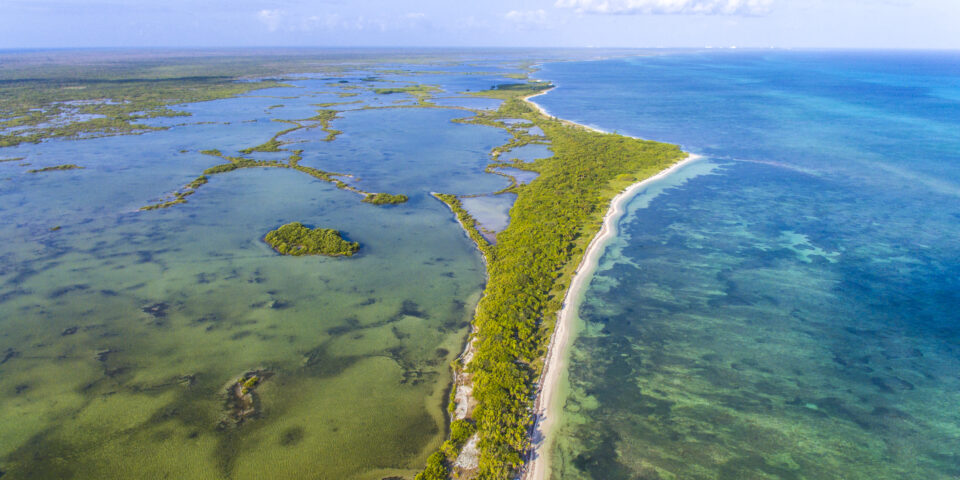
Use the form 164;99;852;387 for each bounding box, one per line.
2;46;960;53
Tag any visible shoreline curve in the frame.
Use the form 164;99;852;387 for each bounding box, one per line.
520;91;702;480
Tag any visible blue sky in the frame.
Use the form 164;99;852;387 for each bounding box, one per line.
1;0;957;49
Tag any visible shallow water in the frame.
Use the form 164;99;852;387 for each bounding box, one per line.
431;96;504;111
0;61;518;479
537;51;960;479
503;143;552;163
460;194;516;233
496;166;539;185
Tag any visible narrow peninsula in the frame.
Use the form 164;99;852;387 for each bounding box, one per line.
27;164;84;173
417;81;689;480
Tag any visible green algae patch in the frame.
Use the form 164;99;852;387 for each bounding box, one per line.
264;222;359;257
27;164;84;173
363;192;409;205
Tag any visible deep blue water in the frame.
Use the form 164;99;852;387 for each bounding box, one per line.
536;51;960;479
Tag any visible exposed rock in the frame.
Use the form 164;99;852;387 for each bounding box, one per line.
454;384;473;420
142;302;168;318
220;370;272;428
1;349;20;365
95;349;112;362
453;434;480;471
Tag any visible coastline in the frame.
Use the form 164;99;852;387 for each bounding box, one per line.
521;91;701;480
524;88;611;135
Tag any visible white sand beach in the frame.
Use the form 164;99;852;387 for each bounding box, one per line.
521;90;702;480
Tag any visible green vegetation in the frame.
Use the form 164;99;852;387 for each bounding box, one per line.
184;176;208;189
464;82;553;101
447;419;477;455
0;50;489;148
240;109;341;154
307;109;342;141
240;137;284;153
433;194;492;260
374;84;441;105
143;133;407;211
27;164;83;173
420;83;686;480
239;375;260;394
312;100;362;108
416;419;478;480
0;157;25;163
416;452;450;480
0;68;284;147
139;175;208;210
264;222;359;257
363;192;409;205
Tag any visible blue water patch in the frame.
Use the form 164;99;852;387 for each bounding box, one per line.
460;194;516;233
431;96;504;111
289;107;510;197
525;126;545;137
537;51;960;479
496;166;539;185
503;143;552;163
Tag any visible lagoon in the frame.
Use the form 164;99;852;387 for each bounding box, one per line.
0;60;522;479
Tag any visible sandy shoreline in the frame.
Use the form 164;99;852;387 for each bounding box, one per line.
524;88;610;135
520;92;701;480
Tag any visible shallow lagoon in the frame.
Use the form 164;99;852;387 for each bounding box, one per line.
538;52;960;479
0;65;512;479
503;143;552;163
460;194;516;234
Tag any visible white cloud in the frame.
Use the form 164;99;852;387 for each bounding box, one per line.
455;15;491;30
258;10;428;33
505;9;549;26
554;0;773;16
257;9;284;31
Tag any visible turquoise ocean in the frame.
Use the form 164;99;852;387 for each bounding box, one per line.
535;51;960;479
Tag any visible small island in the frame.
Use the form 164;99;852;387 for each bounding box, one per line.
27;164;84;173
264;222;359;257
363;192;409;205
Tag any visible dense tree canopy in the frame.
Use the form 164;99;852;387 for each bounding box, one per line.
264;222;359;257
420;88;685;479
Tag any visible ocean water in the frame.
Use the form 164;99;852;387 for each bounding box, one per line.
0;61;518;479
536;51;960;479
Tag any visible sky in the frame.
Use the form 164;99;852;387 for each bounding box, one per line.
0;0;958;50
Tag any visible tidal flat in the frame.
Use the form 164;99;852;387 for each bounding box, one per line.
0;51;538;479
